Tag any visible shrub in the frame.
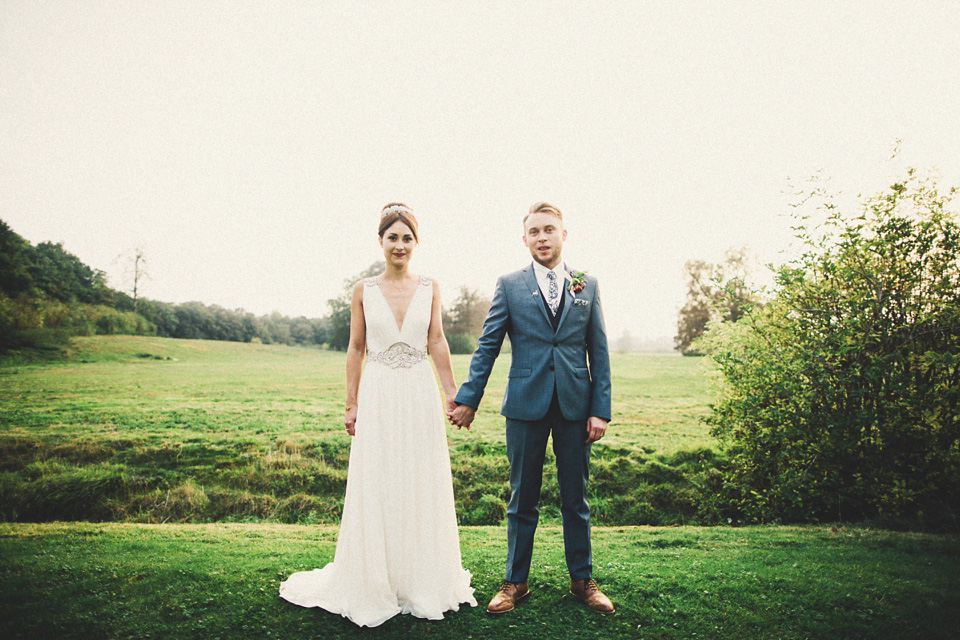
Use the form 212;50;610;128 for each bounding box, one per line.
701;171;960;529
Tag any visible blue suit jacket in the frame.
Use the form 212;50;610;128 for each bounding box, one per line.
455;263;612;422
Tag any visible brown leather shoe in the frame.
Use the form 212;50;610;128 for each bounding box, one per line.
486;581;530;614
570;578;615;614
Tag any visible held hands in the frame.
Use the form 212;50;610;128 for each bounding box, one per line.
444;398;459;427
585;416;608;444
447;402;476;430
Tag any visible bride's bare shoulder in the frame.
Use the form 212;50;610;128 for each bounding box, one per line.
352;278;375;303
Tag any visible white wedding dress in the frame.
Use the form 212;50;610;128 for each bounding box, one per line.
279;276;476;627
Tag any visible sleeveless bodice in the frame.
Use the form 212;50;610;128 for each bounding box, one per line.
364;276;433;368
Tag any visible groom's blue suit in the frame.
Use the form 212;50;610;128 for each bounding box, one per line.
455;262;611;582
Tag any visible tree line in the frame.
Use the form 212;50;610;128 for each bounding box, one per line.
0;220;489;354
313;260;491;354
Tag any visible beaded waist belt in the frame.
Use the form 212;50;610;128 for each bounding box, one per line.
367;342;427;369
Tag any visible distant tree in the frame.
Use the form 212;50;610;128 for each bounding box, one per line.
309;317;329;346
173;301;217;339
442;286;491;354
138;299;178;337
210;305;246;342
120;247;149;312
615;330;636;353
113;290;135;312
89;268;114;306
26;242;102;304
243;314;267;343
0;222;37;347
701;170;960;528
675;247;763;355
327;261;385;351
443;286;491;336
262;311;293;345
290;317;315;345
0;220;35;296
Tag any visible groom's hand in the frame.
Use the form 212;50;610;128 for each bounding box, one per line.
448;404;476;430
585;416;608;444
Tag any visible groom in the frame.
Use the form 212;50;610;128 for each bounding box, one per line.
448;202;614;614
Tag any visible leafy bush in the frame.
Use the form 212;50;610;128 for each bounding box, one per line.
701;171;960;530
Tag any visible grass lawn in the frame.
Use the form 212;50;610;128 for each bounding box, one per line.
1;335;711;450
2;337;958;639
1;336;716;526
1;522;958;639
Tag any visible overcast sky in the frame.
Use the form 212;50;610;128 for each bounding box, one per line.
3;1;959;341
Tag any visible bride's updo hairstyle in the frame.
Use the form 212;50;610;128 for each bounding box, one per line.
379;202;419;242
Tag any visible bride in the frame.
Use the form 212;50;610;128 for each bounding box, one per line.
279;203;477;627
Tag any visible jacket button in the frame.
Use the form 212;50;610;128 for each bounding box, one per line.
549;364;555;371
552;341;558;347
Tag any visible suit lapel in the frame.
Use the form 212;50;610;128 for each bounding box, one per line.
522;264;553;328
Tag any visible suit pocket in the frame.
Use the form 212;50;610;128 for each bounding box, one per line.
509;367;532;378
574;367;589;379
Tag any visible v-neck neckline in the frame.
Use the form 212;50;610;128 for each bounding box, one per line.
375;277;421;334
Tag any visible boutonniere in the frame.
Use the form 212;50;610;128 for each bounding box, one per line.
567;270;587;294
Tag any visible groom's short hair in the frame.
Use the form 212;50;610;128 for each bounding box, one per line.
524;202;563;226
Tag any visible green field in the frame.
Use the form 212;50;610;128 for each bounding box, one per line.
2;522;958;639
2;337;958;639
1;336;715;526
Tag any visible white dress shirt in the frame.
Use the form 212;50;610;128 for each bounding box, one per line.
532;261;569;312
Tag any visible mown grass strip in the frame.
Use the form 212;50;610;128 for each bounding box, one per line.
1;523;958;639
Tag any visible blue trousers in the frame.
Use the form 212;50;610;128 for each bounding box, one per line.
504;394;592;582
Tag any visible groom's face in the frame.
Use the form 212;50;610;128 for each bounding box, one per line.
523;212;566;269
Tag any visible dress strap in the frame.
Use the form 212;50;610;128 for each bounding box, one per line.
364;277;377;287
419;275;432;287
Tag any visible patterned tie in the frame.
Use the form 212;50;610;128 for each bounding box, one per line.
547;270;559;315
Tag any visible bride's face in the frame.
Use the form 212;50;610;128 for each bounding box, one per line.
379;220;417;267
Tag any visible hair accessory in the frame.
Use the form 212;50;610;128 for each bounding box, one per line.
381;204;413;219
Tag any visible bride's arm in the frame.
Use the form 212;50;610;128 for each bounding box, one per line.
426;279;458;411
344;281;366;436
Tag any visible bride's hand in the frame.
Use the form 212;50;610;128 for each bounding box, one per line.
344;406;357;437
445;398;469;430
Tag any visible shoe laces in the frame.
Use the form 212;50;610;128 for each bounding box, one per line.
499;581;519;593
583;579;599;594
